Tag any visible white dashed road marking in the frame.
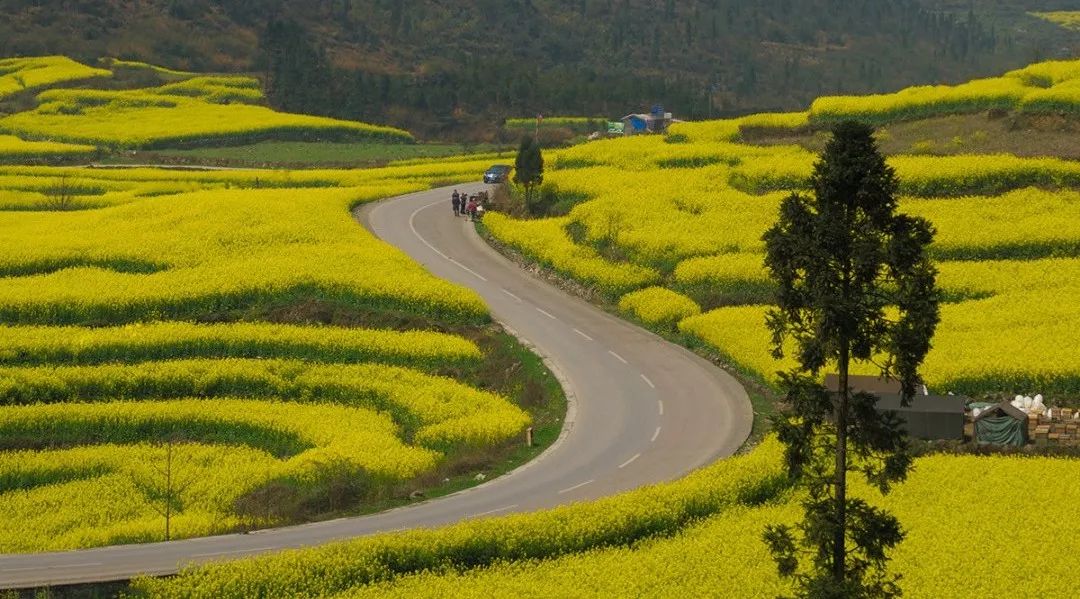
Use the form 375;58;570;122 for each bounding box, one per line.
536;307;557;320
618;453;641;469
474;504;519;517
192;548;273;558
608;350;628;364
651;426;662;442
557;480;594;494
573;328;594;341
6;563;102;572
409;201;488;281
640;374;655;388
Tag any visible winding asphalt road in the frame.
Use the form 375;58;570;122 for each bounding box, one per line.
0;183;752;589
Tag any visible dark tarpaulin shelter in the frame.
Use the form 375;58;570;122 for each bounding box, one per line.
973;402;1029;446
825;374;965;440
825;374;903;396
875;393;967;440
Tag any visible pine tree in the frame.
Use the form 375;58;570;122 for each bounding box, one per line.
761;121;940;598
513;135;544;210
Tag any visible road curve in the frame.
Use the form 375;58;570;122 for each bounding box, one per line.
0;183;752;589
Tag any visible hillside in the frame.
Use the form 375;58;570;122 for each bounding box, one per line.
0;1;1077;137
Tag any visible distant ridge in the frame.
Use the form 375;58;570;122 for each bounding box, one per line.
0;0;1075;136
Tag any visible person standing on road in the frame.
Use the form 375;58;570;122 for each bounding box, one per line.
466;197;478;221
452;190;461;216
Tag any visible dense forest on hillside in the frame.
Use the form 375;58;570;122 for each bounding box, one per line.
0;0;1076;137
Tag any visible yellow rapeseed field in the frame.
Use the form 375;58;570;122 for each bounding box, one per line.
136;437;1080;598
1031;11;1080;31
485;58;1080;398
0;135;96;160
617;286;701;327
2;88;412;148
0;56;413;148
5;54;1079;594
0;152;531;549
0;56;111;99
809;58;1080;123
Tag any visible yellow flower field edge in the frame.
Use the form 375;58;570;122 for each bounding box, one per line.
104;58;197;80
504;116;604;130
0;322;481;370
1;88;414;149
1;442;276;551
0;398;439;543
673;252;775;306
618;286;701;327
0;56;111;100
482;212;660;297
1020;79;1080;115
0;135;96;161
129;438;788;599
156;76;264;104
678;285;1080;401
0;359;530;450
0;183;489;326
130;440;1080;598
808;76;1030;125
1031;10;1080;31
729;153;1080;196
334;453;1080;599
0;55;415;149
807;58;1080;125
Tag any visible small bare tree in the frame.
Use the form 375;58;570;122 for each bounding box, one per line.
603;209;624;246
41;174;80;211
130;437;197;541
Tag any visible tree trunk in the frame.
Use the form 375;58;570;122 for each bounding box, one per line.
834;340;849;583
165;442;173;542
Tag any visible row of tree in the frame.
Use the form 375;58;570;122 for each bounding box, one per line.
248;0;1036;136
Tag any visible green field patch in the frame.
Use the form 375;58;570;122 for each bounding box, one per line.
136;141;501;168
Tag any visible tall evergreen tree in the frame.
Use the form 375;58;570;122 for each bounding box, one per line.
761;121;940;598
513;135;544;209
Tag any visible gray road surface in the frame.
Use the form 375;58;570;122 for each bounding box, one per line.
0;183;752;589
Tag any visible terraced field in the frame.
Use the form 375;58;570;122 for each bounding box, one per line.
0;157;548;551
134;437;1080;598
485;58;1080;402
2;53;1078;598
0;56;111;100
0;56;412;161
